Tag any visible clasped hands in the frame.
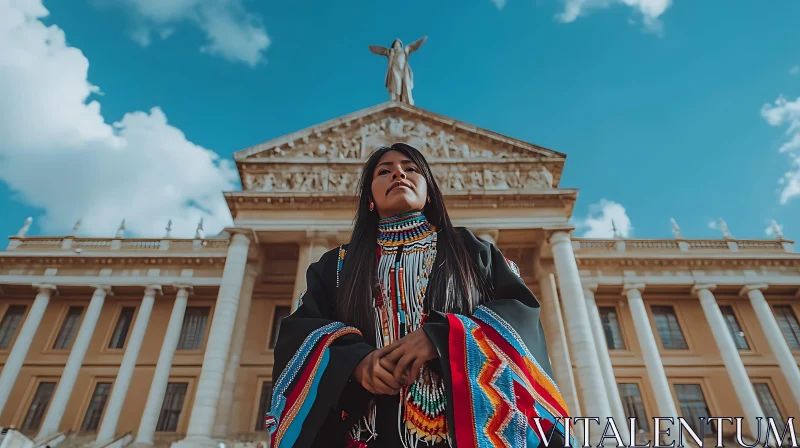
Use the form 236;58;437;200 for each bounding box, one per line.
352;328;438;395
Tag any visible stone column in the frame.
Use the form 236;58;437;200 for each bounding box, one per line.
693;284;766;439
549;231;613;443
0;284;55;414
94;285;160;446
623;284;679;443
135;286;190;447
535;268;581;416
172;233;252;448
212;264;259;438
741;284;800;405
476;230;499;245
584;284;631;444
291;237;330;311
291;242;311;312
38;285;110;441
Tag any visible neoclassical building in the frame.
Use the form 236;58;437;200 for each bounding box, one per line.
0;100;798;447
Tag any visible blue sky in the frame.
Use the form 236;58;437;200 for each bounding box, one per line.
1;0;800;241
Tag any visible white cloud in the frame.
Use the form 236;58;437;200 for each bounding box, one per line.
117;0;270;66
0;0;238;238
707;220;718;230
790;66;800;76
760;95;800;204
556;0;672;33
491;0;507;9
578;200;633;238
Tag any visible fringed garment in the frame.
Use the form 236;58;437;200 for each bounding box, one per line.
266;217;576;448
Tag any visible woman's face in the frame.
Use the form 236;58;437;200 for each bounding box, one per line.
371;150;428;219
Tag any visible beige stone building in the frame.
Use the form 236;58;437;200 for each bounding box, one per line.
0;101;798;447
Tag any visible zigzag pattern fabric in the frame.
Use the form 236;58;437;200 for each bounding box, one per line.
266;322;362;448
447;307;576;448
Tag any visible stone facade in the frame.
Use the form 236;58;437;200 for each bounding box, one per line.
0;101;798;447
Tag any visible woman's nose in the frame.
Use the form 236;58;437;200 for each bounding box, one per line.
392;169;407;180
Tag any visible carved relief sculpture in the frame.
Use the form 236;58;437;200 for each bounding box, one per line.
242;165;555;194
256;116;515;161
525;166;553;189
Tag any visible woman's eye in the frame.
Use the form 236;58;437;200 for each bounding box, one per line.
378;169;390;175
406;166;417;172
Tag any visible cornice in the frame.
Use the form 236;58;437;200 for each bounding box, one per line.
575;256;800;269
223;190;579;215
0;256;228;267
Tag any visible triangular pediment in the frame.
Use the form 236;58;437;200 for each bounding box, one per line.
234;101;566;162
233;101;568;195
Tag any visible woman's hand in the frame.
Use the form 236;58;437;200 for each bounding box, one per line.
379;328;438;385
352;347;403;395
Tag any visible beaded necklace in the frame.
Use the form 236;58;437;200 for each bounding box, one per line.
363;212;449;447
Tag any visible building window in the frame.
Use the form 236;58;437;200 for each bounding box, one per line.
254;381;273;431
80;382;112;431
21;382;56;431
599;307;625;350
674;384;713;437
773;306;800;350
156;382;188;432
177;307;210;350
753;383;783;423
0;305;26;349
53;306;84;350
651;306;688;349
719;306;749;350
618;383;649;434
108;307;136;349
269;306;291;350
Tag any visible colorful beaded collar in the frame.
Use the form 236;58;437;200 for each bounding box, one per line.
377;211;435;247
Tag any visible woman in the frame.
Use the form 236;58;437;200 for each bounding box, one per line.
266;143;573;448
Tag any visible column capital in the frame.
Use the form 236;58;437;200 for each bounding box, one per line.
33;283;58;294
222;227;255;237
144;285;163;296
94;285;113;294
173;284;194;295
622;283;646;295
229;231;252;245
583;283;599;293
691;283;716;296
305;230;337;244
740;283;768;296
549;230;573;245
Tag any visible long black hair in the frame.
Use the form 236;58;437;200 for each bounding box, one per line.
335;143;491;344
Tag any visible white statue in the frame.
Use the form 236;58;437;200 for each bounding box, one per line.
195;217;205;239
115;219;126;238
16;217;32;238
770;220;784;240
670;218;683;239
72;219;82;237
369;36;427;105
719;218;733;239
165;219;173;238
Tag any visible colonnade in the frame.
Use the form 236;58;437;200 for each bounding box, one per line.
1;228;799;447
